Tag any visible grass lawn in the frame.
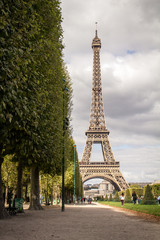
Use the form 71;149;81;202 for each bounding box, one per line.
98;201;160;217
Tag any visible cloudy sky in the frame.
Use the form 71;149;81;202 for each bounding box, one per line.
61;0;160;184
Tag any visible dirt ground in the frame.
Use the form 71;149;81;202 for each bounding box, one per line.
0;202;160;240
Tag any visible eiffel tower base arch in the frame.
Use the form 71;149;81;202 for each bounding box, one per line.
80;162;129;191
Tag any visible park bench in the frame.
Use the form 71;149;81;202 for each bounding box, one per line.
6;199;17;215
6;198;24;215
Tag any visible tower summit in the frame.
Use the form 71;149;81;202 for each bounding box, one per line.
79;28;129;191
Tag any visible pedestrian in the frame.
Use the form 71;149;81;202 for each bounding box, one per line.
40;194;43;204
157;196;160;204
120;193;125;206
132;191;137;204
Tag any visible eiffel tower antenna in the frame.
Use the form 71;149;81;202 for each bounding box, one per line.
79;29;129;191
95;22;98;37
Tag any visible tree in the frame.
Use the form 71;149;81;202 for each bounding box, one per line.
109;193;113;201
63;138;82;203
142;185;156;205
0;0;45;217
22;167;30;203
25;0;65;210
151;184;160;197
0;0;81;216
40;173;62;205
1;155;17;204
125;189;132;203
0;0;66;215
114;191;120;202
104;194;108;201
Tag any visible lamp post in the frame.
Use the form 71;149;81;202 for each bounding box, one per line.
73;144;76;204
62;79;68;212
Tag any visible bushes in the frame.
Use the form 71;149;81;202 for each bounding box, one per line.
107;185;157;205
142;185;156;205
104;194;108;201
114;191;120;202
125;189;132;203
109;193;113;201
151;184;160;197
130;188;143;198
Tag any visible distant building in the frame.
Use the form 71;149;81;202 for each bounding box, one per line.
99;180;114;196
92;184;99;189
84;189;99;198
84;180;114;198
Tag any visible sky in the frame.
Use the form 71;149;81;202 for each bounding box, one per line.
61;0;160;184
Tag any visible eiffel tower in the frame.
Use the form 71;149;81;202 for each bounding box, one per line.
79;26;129;191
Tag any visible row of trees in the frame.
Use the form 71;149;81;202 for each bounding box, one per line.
0;0;82;218
2;141;83;206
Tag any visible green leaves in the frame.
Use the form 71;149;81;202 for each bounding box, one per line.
125;189;132;203
142;185;156;205
0;0;83;204
0;0;65;166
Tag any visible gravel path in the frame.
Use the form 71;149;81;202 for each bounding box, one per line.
0;203;160;240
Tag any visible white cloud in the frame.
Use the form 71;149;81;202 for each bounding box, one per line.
62;0;160;183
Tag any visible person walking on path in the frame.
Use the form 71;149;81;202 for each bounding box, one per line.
132;191;137;204
120;193;125;206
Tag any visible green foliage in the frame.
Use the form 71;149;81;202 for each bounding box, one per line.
112;189;117;195
40;174;58;205
64;138;82;200
40;138;83;204
130;188;143;197
129;184;140;188
109;193;113;201
0;0;77;213
0;0;84;212
104;194;108;201
151;184;160;197
125;189;132;203
142;185;156;205
0;0;65;171
2;156;31;201
1;155;17;193
114;191;120;202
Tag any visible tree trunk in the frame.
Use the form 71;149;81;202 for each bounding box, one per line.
46;178;49;205
55;192;57;205
44;191;48;205
50;186;53;205
0;157;10;219
24;185;28;203
29;165;43;210
16;161;23;198
4;162;9;206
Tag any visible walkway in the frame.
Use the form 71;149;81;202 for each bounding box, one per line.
0;203;160;240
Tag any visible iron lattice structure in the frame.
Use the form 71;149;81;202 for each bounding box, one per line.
80;30;129;191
